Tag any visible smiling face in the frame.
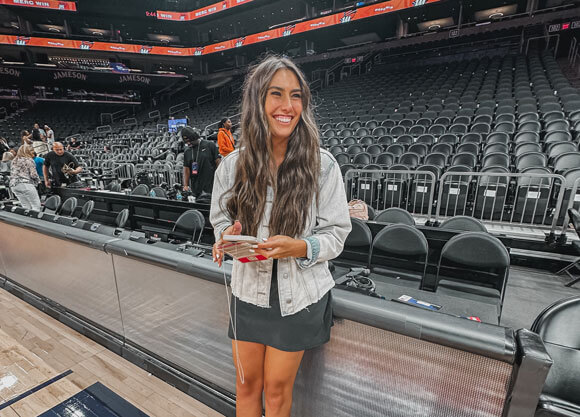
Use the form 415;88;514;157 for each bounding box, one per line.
264;68;303;143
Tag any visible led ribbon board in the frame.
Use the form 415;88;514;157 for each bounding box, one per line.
0;0;76;11
156;0;255;22
0;0;440;56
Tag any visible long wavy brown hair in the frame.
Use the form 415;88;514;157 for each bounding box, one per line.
221;55;320;237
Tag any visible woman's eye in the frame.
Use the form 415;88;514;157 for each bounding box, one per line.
292;94;302;99
271;91;281;96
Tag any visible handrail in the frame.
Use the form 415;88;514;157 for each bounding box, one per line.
204;112;241;132
169;101;190;116
525;34;560;56
196;93;214;106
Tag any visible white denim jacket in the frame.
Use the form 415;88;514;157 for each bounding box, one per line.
210;149;351;316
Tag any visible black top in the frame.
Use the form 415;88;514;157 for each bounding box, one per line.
44;151;80;185
183;139;219;197
32;128;43;142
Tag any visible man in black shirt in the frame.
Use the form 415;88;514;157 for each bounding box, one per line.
43;142;82;187
182;127;220;197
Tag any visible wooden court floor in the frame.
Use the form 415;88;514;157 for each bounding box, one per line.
0;287;225;417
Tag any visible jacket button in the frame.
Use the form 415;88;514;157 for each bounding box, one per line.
286;298;292;304
283;273;288;279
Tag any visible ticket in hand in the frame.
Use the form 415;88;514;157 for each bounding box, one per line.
218;235;267;263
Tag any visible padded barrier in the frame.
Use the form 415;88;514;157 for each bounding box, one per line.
0;211;552;417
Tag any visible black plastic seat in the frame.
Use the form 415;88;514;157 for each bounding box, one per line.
532;296;580;417
150;187;167;199
440;216;487;232
42;195;61;213
131;184;149;196
554;152;580;174
374;208;415;225
172;209;205;242
115;208;130;228
369;224;429;288
57;197;78;217
80;200;94;220
435;232;510;320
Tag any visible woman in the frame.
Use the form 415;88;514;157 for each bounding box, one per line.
217;117;235;157
20;130;32;145
210;56;351;417
9;144;41;211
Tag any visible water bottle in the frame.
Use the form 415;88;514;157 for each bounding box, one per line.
176;191;182;201
149;190;156;197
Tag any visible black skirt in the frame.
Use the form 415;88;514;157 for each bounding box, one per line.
228;261;333;352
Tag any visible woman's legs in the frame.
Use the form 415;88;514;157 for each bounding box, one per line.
23;183;41;211
11;183;32;209
232;340;266;417
263;346;304;417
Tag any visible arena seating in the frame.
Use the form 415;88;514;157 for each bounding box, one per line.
317;50;580;228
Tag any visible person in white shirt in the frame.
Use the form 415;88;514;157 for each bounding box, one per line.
44;125;54;145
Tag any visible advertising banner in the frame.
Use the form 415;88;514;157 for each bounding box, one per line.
0;0;76;11
156;0;255;22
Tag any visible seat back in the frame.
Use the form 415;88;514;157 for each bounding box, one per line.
131;184;149;196
370;224;428;278
115;208;130;228
341;218;373;265
150;187;167;198
43;195;61;213
374;208;415;225
437;232;509;299
172;209;205;241
440;216;488;232
531;296;580;408
58;197;78;217
80;200;94;220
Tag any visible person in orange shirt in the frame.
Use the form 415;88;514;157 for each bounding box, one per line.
217;118;235;157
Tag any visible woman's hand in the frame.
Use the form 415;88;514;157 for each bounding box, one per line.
254;236;307;259
213;220;242;267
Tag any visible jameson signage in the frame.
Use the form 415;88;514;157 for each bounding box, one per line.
119;74;151;85
53;70;87;80
0;67;21;77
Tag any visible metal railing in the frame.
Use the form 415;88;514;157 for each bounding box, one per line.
204;112;241;133
343;169;569;234
196;93;214;106
344;169;437;217
435;171;566;235
559;177;580;235
169;101;190;116
525;34;560;56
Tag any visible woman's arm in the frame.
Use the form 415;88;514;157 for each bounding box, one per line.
295;158;351;268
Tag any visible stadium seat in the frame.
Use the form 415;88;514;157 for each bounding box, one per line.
115;209;130;229
440;216;487;232
80;200;94;220
171;209;205;242
58;197;78;217
369;224;428;288
42;195;61;213
374;208;415;225
131;184;150;196
435;232;510;320
532;296;580;416
150;187;167;199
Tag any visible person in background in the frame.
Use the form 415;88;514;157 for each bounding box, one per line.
44;124;54;146
43;142;82;188
32;151;45;195
31;123;45;142
21;130;32;145
182;126;220;198
67;137;82;151
217;117;235;157
9;144;41;211
0;136;9;155
2;147;16;162
210;55;351;417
